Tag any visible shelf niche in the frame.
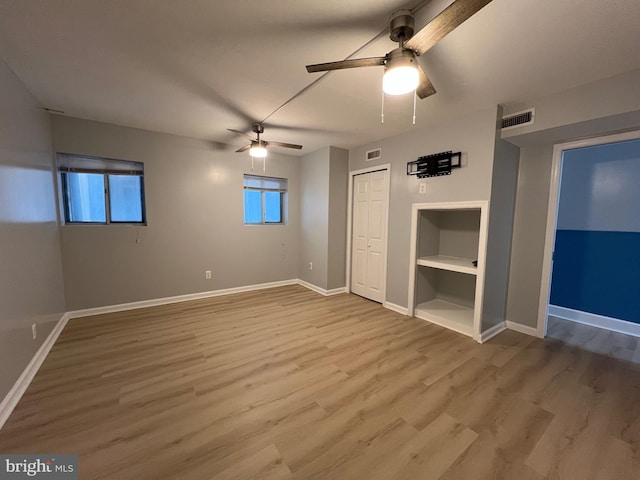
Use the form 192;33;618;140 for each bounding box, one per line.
409;202;489;342
415;268;476;337
417;209;480;274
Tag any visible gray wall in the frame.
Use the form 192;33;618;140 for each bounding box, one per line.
327;147;349;290
298;145;349;291
482;131;520;330
0;59;66;398
52;116;300;310
503;68;640;147
505;145;554;328
349;106;499;308
558;138;640;232
298;147;330;289
505;70;640;330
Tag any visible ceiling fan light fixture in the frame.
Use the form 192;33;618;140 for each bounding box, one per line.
383;49;419;95
249;141;267;158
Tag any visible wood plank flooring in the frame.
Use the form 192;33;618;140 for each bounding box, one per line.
547;315;640;365
1;285;640;479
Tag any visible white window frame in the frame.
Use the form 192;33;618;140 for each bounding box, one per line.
243;174;287;225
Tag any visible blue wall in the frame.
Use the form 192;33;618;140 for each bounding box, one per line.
551;138;640;323
551;230;640;323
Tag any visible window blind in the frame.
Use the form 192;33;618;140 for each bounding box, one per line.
243;174;287;192
57;153;144;175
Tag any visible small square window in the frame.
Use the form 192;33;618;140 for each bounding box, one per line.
243;175;287;225
58;153;146;225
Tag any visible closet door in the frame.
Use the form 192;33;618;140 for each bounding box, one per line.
351;169;388;303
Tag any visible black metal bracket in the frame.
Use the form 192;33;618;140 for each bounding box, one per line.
407;151;462;178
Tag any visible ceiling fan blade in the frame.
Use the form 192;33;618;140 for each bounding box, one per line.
235;144;251;153
416;65;437;99
227;128;254;140
306;57;385;73
405;0;493;55
265;140;303;150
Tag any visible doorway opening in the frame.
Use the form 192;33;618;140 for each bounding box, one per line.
538;130;640;339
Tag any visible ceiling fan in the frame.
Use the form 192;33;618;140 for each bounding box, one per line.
227;124;303;157
306;0;493;99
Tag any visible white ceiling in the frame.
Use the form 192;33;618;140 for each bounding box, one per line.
1;0;639;155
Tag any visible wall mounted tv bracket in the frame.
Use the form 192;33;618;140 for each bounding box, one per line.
407;151;461;178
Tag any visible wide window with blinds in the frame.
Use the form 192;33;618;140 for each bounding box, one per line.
57;153;146;225
243;174;287;225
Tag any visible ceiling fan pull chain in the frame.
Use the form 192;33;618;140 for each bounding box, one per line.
412;90;417;125
380;88;385;124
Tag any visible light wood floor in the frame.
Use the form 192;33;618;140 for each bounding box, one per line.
1;285;640;479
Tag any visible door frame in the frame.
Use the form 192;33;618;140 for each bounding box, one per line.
537;129;640;337
345;164;391;304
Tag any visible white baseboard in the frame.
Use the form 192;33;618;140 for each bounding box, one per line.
505;320;540;338
2;279;350;430
1;279;352;430
548;305;640;338
67;279;300;319
384;302;409;316
0;312;69;430
480;322;506;343
297;280;346;297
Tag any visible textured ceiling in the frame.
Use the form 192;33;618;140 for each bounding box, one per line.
1;0;639;154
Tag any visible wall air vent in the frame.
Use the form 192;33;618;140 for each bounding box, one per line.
365;148;382;161
501;108;535;130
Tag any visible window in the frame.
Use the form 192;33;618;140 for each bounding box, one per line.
57;153;146;224
243;175;287;224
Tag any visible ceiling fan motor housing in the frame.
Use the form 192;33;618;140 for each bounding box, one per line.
389;9;415;43
385;48;417;68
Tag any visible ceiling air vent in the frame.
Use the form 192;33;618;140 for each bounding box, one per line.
501;108;535;130
366;148;382;161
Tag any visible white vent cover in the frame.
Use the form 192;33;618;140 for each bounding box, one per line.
501;108;535;130
365;148;382;161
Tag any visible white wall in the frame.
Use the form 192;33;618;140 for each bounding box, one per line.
52;116;300;310
0;59;66;398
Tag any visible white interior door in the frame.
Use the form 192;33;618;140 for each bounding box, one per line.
351;169;388;303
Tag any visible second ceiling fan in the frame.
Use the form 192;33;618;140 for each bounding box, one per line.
306;0;493;99
228;124;303;157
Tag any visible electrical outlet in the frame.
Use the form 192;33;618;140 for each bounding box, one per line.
309;262;313;270
32;323;37;340
205;270;212;280
419;183;427;194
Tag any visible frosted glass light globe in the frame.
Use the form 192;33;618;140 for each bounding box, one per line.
249;143;267;157
383;65;419;95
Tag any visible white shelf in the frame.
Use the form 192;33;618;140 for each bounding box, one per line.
417;255;477;275
414;299;474;338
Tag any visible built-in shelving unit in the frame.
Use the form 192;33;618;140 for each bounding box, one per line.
408;201;489;342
